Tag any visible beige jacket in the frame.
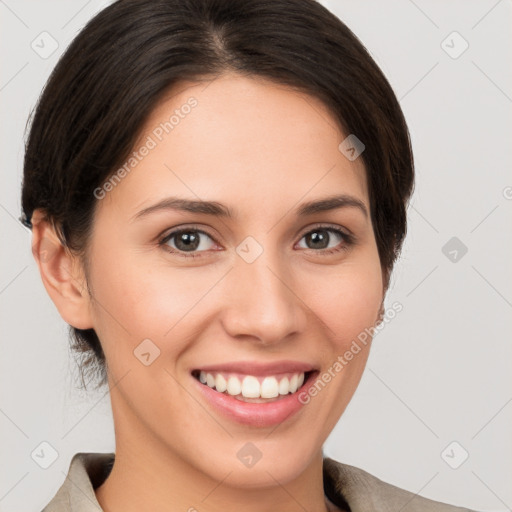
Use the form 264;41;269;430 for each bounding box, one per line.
41;452;478;511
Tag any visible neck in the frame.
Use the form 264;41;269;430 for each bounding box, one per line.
95;399;330;512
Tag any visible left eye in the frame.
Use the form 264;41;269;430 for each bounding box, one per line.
296;227;348;251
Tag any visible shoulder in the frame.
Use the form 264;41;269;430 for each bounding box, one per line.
323;457;479;512
41;452;114;512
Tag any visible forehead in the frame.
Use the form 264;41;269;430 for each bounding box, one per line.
99;72;368;220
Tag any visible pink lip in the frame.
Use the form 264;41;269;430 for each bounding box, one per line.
192;369;318;427
192;360;316;376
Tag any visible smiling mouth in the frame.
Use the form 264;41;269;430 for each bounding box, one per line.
191;369;316;403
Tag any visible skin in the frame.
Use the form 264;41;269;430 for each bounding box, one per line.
31;72;385;512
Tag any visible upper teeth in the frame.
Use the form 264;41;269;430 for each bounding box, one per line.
198;371;305;398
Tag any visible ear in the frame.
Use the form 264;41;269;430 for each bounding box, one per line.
30;209;94;330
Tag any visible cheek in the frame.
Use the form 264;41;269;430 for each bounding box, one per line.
279;257;383;448
304;257;383;345
87;246;219;359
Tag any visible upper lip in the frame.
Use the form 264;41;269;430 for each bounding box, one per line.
192;360;317;376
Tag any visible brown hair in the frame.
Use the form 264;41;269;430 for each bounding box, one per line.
21;0;414;390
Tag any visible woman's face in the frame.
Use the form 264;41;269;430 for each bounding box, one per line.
82;72;384;486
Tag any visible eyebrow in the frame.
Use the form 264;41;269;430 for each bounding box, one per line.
296;194;368;219
131;194;368;221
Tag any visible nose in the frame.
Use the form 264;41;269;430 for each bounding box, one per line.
220;246;308;346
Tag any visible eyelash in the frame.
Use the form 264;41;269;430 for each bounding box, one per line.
158;224;355;259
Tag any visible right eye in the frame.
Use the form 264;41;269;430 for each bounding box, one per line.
159;227;220;259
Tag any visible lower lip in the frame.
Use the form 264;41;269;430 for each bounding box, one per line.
193;373;316;427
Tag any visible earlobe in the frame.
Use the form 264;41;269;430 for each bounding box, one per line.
30;210;94;330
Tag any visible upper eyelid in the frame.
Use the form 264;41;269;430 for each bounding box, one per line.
298;223;352;238
160;226;216;244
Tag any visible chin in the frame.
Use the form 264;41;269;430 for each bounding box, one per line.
197;437;321;489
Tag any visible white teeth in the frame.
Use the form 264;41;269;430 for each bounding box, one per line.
260;377;279;398
206;373;215;388
215;373;227;393
227;376;242;396
278;377;290;395
289;374;298;393
241;376;260;398
197;371;307;398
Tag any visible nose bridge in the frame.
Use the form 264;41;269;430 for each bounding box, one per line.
221;235;306;344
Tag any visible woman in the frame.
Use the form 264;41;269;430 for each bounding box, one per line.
21;0;478;510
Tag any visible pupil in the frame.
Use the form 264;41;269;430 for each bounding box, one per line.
176;232;199;251
308;230;328;249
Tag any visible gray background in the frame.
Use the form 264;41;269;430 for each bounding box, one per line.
1;1;511;511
